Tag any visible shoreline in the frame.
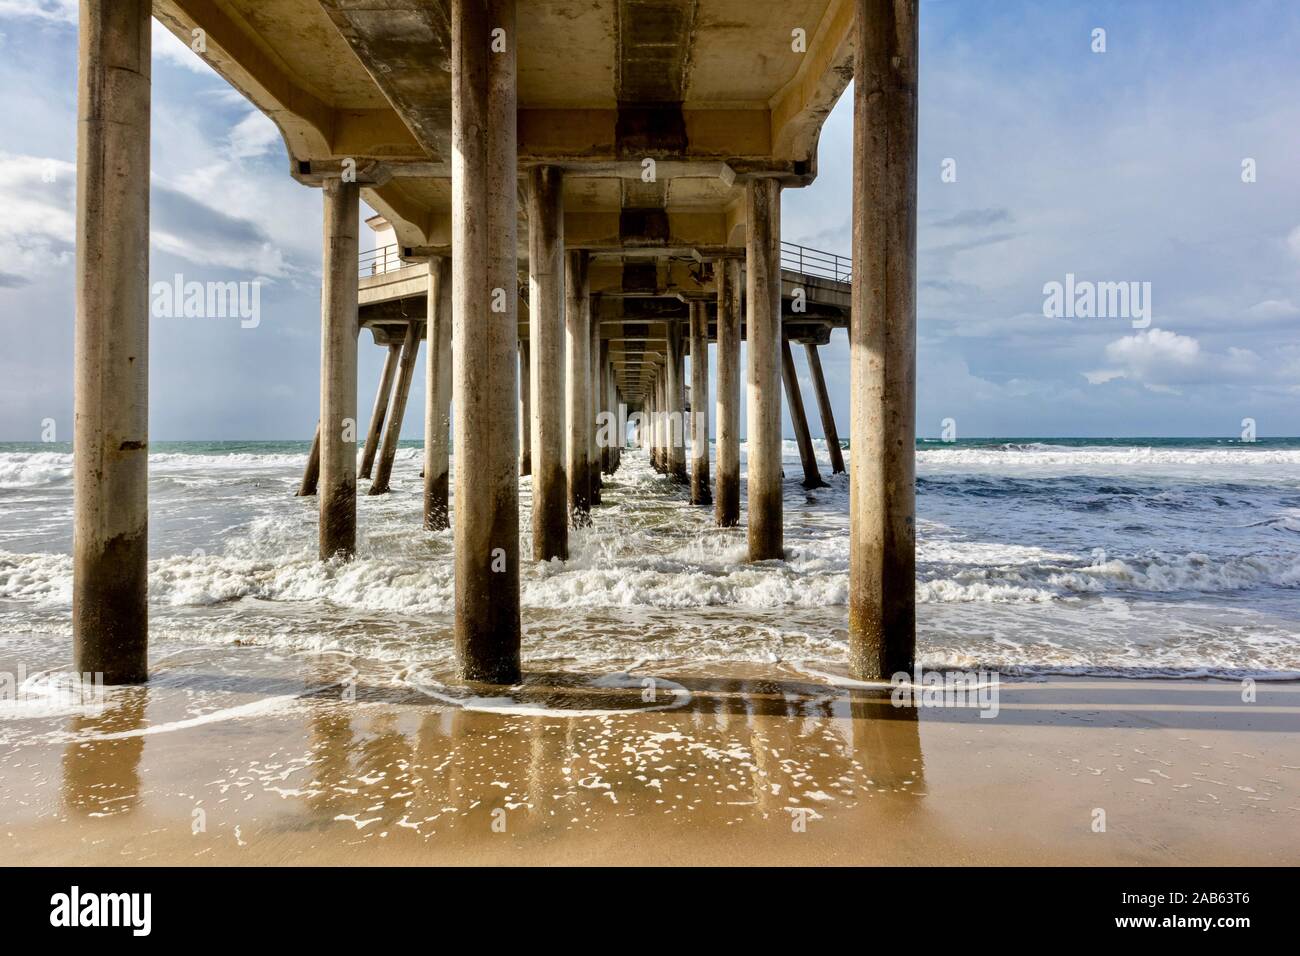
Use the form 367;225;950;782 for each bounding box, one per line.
1;645;1296;866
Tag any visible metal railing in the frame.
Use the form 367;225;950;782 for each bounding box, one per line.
360;240;852;283
359;244;404;278
781;240;852;283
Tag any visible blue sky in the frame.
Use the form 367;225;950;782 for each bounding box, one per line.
2;0;1298;441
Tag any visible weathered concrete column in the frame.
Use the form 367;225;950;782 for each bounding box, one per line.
804;342;846;474
689;300;712;506
666;322;688;484
297;423;321;497
849;0;918;680
360;344;400;480
782;335;826;489
564;248;591;526
451;0;520;683
647;376;659;468
424;257;453;530
73;0;151;684
319;179;360;560
370;321;421;495
530;167;568;557
518;338;531;476
715;259;741;526
588;304;603;504
599;341;611;474
656;369;668;473
746;178;784;560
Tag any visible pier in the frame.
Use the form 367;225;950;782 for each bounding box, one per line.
75;0;917;685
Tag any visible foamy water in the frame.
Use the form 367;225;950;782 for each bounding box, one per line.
1;438;1298;682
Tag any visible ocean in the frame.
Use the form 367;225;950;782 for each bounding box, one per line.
1;437;1298;685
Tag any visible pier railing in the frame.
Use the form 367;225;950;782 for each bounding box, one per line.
359;244;404;277
781;241;852;283
360;241;851;283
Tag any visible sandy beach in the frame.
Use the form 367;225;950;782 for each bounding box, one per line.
2;643;1296;866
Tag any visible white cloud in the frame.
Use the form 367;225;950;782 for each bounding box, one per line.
228;111;283;159
0;0;75;23
1089;328;1263;390
1288;225;1300;264
0;151;75;286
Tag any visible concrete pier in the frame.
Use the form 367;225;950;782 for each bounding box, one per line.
369;320;420;495
746;178;784;560
715;260;741;527
424;258;453;530
599;341;612;475
849;0;919;680
318;179;360;560
518;339;531;477
73;0;151;684
689;301;712;506
297;423;321;497
565;248;591;526
530;167;568;558
804;342;846;475
666;322;688;484
360;344;400;481
451;0;520;683
782;335;827;489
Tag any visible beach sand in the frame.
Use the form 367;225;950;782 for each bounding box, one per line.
1;646;1296;866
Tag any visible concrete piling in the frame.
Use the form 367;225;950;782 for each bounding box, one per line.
318;179;360;561
689;300;712;506
424;257;453;530
297;423;321;497
666;321;688;484
565;247;591;526
715;259;741;526
781;335;826;489
804;342;845;475
518;338;531;477
745;178;784;560
849;0;919;680
529;166;568;558
360;344;400;480
589;299;603;505
369;320;420;495
73;0;151;684
451;0;520;683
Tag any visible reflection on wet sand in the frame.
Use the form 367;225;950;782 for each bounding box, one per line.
62;691;146;817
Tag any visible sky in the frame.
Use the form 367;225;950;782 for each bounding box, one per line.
1;0;1298;441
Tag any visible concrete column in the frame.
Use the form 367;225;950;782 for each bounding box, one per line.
715;259;741;526
530;166;568;557
655;369;667;472
689;300;712;506
318;179;360;560
565;248;591;526
746;178;783;560
782;335;826;489
424;257;453;530
297;423;321;497
666;322;688;483
518;338;531;476
804;342;846;474
73;0;151;684
370;321;421;494
850;0;918;680
451;0;520;683
599;341;611;474
588;303;602;504
360;344;400;480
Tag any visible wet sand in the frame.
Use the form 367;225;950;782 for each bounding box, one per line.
1;646;1296;866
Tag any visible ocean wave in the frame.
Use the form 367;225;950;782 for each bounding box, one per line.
0;453;72;488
